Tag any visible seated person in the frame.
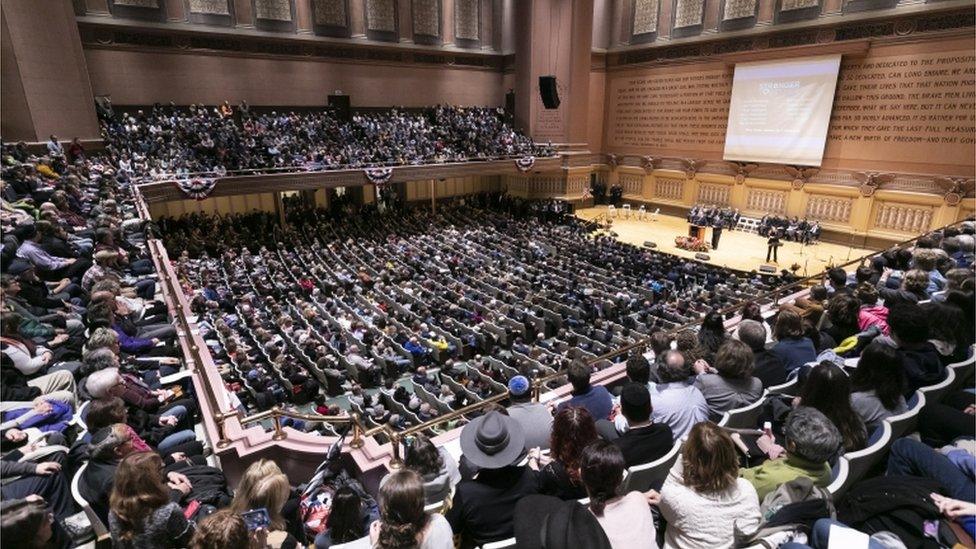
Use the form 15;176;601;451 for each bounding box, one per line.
604;383;673;469
638;351;708;441
556;360;613;421
446;412;539;548
740;407;840;500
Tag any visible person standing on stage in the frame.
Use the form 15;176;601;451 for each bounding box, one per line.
711;218;724;250
766;230;782;263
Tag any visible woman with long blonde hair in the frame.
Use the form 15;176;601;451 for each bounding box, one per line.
109;452;194;548
229;459;297;547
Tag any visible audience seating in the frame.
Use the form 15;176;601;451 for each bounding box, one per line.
622;441;683;493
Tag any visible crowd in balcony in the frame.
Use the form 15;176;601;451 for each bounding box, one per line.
95;102;551;181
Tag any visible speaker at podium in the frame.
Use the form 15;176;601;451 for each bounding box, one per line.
689;225;705;240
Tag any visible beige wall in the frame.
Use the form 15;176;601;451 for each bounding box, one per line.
602;35;976;177
148;191;279;219
84;48;507;107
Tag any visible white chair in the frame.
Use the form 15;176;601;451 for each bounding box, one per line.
649;207;660;221
718;395;766;430
622;441;682;492
947;353;975;394
827;422;893;501
886;391;925;440
480;537;517;549
765;377;798;396
622;204;632;218
70;463;111;544
637;205;647;220
919;368;955;405
608;205;617;218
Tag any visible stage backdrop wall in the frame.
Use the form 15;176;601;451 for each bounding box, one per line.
603;35;976;177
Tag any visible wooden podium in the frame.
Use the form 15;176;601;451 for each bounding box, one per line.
689;225;705;240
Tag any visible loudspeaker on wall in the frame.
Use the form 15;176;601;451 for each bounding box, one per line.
539;76;560;109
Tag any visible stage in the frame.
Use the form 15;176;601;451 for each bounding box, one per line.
574;206;876;276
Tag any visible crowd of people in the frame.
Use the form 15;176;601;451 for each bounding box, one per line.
0;140;222;547
160;194;785;435
94;103;552;181
1;99;974;549
759;215;823;245
687;204;741;231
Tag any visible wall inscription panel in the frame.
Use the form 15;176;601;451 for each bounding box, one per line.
633;0;660;35
606;39;975;174
366;0;397;31
254;0;292;20
824;48;975;171
607;65;733;154
413;0;440;37
313;0;347;26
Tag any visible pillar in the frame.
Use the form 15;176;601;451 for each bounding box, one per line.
1;0;100;142
514;0;593;145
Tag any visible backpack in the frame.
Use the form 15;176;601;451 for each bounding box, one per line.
733;477;835;548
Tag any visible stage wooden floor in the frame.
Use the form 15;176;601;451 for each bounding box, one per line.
574;206;877;276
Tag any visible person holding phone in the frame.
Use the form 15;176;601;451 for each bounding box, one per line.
109;451;195;548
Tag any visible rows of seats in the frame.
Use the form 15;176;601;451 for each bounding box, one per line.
165;194;786;434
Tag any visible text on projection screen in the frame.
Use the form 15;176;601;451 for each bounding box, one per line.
723;55;842;167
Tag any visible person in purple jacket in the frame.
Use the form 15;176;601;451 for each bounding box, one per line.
0;398;73;435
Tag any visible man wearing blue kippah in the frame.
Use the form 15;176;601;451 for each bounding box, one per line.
506;375;552;451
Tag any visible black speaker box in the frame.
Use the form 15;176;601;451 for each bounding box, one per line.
695;253;711;261
539;76;560;109
643;241;657;248
759;265;777;273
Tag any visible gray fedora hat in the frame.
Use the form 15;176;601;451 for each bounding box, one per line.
459;411;526;470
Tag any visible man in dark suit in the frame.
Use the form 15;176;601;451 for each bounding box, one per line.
736;319;788;387
711;219;724;250
610;383;674;469
766;230;782;263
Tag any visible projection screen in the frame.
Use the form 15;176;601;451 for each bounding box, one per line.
722;54;842;167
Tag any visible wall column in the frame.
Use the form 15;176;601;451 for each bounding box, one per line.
514;0;593;145
0;0;100;141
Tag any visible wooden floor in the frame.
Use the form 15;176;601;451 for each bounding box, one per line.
574;206;877;276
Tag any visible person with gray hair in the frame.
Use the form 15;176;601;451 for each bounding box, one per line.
740;407;841;499
85;367;124;399
86;327;119;352
632;350;708;440
735;319;788;387
82;347;119;375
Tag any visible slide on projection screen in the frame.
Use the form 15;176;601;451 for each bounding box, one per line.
723;54;842;167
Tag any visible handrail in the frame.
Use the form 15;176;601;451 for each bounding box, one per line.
129;151;558;182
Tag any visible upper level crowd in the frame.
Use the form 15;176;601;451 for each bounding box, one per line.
88;103;550;180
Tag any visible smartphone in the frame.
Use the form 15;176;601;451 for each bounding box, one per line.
241;508;271;531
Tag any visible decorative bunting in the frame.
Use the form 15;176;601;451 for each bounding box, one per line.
515;156;536;173
175;177;218;200
364;167;394;185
